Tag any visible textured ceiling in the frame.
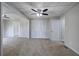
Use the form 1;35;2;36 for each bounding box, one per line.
2;2;78;19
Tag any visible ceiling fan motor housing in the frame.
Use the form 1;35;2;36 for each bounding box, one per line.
37;9;42;13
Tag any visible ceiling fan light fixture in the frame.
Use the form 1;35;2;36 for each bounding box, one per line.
39;14;42;16
37;13;42;17
31;8;48;16
37;13;40;16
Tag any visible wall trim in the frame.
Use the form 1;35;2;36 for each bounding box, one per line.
65;43;79;55
31;38;49;40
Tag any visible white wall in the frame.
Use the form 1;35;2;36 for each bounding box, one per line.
19;20;29;38
31;19;48;38
31;18;64;41
61;4;79;54
3;20;14;37
60;16;65;41
3;17;64;41
3;19;29;38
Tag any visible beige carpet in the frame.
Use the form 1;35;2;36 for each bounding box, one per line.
3;38;79;56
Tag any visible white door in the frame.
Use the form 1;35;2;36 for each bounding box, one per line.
48;19;62;41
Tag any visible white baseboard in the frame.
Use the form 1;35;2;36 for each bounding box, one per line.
31;38;49;40
50;39;63;41
65;43;79;55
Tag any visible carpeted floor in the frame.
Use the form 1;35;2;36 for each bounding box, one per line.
2;38;79;56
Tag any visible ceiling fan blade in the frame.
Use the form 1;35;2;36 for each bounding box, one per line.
31;13;36;15
31;9;37;12
4;15;9;18
42;13;48;15
43;9;48;12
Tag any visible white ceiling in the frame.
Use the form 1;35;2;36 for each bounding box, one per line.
2;2;78;19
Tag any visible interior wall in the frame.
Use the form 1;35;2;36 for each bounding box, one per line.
3;20;14;38
20;20;29;38
3;19;29;38
61;4;79;54
31;18;64;41
31;19;48;38
60;16;65;41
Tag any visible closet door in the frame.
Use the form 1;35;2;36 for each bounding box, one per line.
49;19;62;41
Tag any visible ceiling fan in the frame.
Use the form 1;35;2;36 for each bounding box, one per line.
2;14;9;19
31;9;48;16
